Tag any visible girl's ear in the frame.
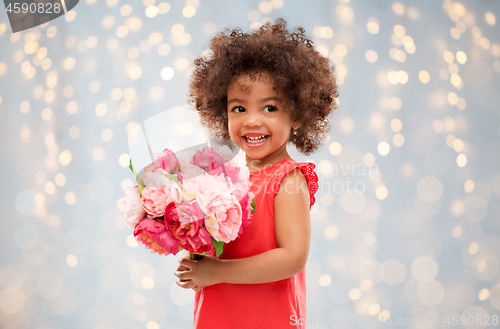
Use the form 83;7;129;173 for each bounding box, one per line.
292;122;301;130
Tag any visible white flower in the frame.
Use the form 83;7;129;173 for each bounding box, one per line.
123;187;146;229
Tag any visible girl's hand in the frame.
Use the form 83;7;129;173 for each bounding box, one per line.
173;254;222;292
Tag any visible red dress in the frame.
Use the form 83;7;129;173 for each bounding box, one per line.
193;157;319;329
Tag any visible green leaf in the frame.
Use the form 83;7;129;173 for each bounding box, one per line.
211;237;224;258
129;159;145;194
165;173;184;191
178;246;183;252
250;197;256;214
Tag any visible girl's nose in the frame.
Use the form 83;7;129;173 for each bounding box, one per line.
243;110;262;127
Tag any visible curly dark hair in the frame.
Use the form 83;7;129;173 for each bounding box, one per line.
188;18;339;156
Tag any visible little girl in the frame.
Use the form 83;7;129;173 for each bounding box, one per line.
173;18;338;328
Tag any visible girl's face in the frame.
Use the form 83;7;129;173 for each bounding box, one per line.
227;72;300;168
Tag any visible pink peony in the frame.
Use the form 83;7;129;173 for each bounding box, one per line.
208;161;241;184
187;172;234;195
232;183;254;237
179;162;206;181
134;218;181;255
164;201;214;254
152;148;180;174
141;187;174;217
210;144;235;163
141;148;180;186
123;187;147;229
192;147;225;172
141;167;168;187
196;190;242;243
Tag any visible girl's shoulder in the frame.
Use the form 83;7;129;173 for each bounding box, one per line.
272;159;319;209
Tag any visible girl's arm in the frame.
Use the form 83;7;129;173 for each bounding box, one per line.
174;169;311;288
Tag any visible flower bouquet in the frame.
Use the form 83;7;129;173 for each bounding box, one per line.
123;144;255;260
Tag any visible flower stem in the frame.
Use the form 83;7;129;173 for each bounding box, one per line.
189;252;204;260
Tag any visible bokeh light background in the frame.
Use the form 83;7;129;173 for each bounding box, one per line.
1;0;500;328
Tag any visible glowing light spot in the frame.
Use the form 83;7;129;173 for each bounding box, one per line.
182;5;196;17
116;26;129;38
378;142;390;156
419;70;430;83
95;103;107;116
376;186;388;200
444;51;454;63
41;107;53;120
478;288;490;301
146;6;159;18
69;126;80;139
127;235;138;247
457;154;467;167
319;274;332;287
102;15;115;29
390;97;402;110
45;181;55;194
450;74;462;88
171;24;184;37
0;287;25;314
393;24;405;37
55;173;66;187
485;12;496;26
392;2;404;15
259;1;272;13
158;43;171;56
456;51;467;64
450;28;461;40
388;71;398;84
66;254;78;266
93;147;105;161
161;67;174;80
120;4;132;16
453;139;464;152
368;304;381;316
65;192;76;205
367;19;379;34
59;150;72;166
142;277;155;289
64;57;76;70
390;119;402;132
325;225;338;240
397;70;408;84
147;321;160;329
320;26;334;39
392;133;404;147
129;66;142;79
365;50;378;63
86;36;98;48
452;225;462;238
447;92;458;105
174;57;189;70
349;288;362;300
158;2;170;14
270;0;283;8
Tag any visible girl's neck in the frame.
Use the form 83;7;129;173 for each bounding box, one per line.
245;146;292;172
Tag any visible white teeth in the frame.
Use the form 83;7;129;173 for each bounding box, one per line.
245;135;267;143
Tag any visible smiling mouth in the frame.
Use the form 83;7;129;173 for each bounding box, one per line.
244;135;269;144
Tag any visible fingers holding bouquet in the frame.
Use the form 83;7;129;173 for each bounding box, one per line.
174;254;222;291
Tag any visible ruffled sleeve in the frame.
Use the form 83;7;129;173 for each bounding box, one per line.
272;161;319;209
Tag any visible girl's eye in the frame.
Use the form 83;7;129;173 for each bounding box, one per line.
231;106;244;113
264;105;277;113
231;105;277;113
